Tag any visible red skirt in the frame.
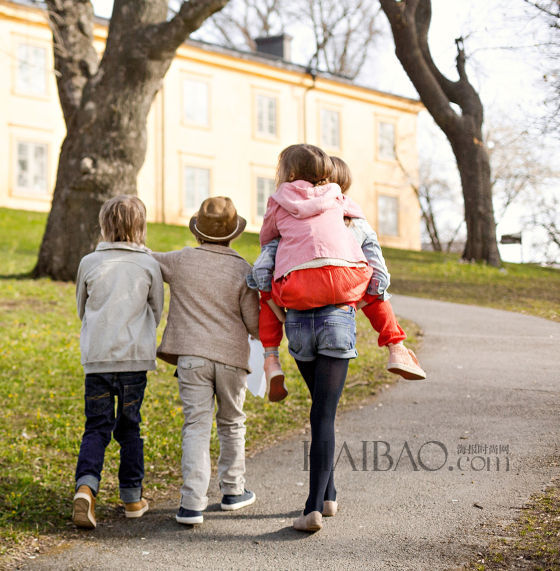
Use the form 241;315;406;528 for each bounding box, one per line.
271;265;373;310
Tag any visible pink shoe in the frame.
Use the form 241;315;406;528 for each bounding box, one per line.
322;500;338;517
264;354;288;402
387;344;426;381
293;511;322;532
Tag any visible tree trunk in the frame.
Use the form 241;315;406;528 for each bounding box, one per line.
379;0;501;267
33;0;229;281
451;130;499;263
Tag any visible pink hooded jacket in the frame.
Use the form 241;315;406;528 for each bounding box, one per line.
260;180;367;280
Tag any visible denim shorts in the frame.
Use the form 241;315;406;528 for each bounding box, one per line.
284;304;357;361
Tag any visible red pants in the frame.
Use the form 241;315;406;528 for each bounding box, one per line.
259;266;405;348
361;294;406;347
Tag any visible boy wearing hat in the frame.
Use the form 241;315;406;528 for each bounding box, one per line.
152;197;259;526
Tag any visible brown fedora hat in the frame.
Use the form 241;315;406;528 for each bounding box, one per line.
189;196;247;243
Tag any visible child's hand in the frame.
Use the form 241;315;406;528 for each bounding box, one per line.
266;299;286;323
356;300;368;310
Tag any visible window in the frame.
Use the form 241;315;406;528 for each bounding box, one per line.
256;94;277;137
183;166;210;211
183;78;209;126
16;44;47;96
256;177;275;219
378;195;399;236
15;141;48;195
378;121;396;160
320;109;340;149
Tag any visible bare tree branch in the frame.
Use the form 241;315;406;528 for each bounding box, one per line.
146;0;230;57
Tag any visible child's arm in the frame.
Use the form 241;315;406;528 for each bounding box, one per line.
247;238;279;292
259;198;280;246
75;260;87;320
148;263;164;326
150;250;177;284
240;285;260;339
351;218;391;300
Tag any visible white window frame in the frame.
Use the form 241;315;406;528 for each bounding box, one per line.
255;176;275;221
377;120;397;161
183;165;211;214
15;42;48;97
14;140;49;197
255;93;278;139
377;194;399;237
182;77;210;128
320;108;341;149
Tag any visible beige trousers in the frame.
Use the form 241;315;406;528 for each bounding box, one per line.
176;356;247;511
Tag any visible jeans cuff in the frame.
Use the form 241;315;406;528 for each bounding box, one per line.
120;486;142;503
76;475;100;496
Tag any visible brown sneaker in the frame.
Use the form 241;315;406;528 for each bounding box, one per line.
387;344;426;381
264;354;288;402
124;498;149;518
293;511;323;532
322;500;338;517
73;485;96;529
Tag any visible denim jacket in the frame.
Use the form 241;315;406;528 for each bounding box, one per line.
247;218;391;300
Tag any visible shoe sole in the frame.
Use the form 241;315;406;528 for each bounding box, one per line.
221;494;256;511
125;504;149;518
176;514;203;525
73;494;96;529
293;519;323;532
268;374;288;402
387;364;426;381
297;523;322;532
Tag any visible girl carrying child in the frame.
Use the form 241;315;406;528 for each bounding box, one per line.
251;144;374;531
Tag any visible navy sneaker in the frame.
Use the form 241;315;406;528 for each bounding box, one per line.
220;489;256;511
175;507;203;525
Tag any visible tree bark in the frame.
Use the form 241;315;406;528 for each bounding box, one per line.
379;0;501;266
33;0;229;281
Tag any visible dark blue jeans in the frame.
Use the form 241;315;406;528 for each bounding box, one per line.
75;371;147;503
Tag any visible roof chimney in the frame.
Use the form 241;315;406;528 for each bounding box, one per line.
254;34;292;61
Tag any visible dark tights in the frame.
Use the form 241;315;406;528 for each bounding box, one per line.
296;355;349;515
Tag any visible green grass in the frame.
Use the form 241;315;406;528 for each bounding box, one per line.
0;207;558;565
0;208;407;562
385;247;560;322
470;480;560;570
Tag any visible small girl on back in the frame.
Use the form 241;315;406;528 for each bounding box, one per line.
253;144;373;401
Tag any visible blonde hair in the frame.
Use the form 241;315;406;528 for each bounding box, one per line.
276;144;333;186
99;195;147;245
330;156;352;193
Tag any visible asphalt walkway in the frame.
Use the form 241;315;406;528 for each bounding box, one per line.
24;295;560;570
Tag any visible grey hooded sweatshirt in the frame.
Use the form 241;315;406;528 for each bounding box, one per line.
76;242;164;374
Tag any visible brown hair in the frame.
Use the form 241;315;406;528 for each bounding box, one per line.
330;156;352;193
99;195;147;245
276;144;333;186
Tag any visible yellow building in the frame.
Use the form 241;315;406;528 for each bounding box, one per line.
0;0;423;249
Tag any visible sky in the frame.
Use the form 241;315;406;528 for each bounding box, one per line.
91;0;558;263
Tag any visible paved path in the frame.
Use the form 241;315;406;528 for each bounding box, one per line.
24;296;560;570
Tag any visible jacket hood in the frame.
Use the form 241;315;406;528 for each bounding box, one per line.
96;242;151;254
271;180;343;219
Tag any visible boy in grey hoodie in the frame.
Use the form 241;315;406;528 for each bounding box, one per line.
72;195;164;529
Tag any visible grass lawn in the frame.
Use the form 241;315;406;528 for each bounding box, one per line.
1;207;558;565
